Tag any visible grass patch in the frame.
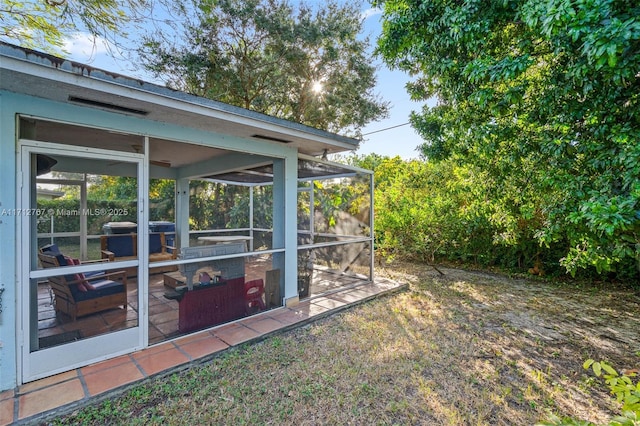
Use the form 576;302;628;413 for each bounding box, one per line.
51;262;640;425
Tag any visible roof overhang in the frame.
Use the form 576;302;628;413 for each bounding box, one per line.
0;43;360;157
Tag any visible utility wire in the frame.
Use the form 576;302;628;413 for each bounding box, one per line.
361;122;410;136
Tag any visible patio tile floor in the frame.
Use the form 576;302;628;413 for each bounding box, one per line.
0;398;13;426
82;362;144;396
242;316;285;334
212;323;261;346
6;277;406;425
178;335;229;359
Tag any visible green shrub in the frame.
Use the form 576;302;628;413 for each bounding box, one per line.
537;360;640;426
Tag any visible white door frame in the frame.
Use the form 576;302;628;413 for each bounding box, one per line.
17;140;148;383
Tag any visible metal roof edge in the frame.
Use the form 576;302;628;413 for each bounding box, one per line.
0;42;360;148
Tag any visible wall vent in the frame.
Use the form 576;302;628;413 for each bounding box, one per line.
68;96;148;115
252;134;292;144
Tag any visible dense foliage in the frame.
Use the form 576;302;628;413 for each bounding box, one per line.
374;0;640;277
139;0;388;136
348;153;637;280
38;178;256;234
36;198;138;234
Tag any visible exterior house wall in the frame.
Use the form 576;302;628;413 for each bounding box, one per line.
0;91;19;391
0;90;300;391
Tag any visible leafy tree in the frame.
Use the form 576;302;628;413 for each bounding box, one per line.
366;157;486;265
139;0;388;136
375;0;640;276
0;0;150;52
189;180;246;230
88;176;137;200
347;153;569;272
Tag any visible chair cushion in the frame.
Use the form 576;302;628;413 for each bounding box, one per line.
54;253;68;266
40;244;61;255
56;254;81;287
65;257;89;292
149;233;162;254
71;279;125;301
57;256;103;292
106;235;135;257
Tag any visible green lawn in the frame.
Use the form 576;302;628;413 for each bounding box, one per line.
50;262;639;425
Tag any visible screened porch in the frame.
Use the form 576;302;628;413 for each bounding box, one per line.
29;117;373;349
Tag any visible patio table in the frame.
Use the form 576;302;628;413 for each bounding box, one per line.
197;236;253;244
197;235;252;251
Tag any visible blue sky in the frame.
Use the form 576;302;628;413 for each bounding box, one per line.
59;4;430;160
356;8;432;160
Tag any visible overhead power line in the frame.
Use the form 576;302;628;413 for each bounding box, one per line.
361;122;410;136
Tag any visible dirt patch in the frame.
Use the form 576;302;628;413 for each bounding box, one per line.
376;262;640;424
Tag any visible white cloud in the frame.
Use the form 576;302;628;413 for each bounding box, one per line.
361;7;383;20
59;31;144;79
63;32;113;62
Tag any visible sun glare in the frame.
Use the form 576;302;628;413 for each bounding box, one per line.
311;81;323;94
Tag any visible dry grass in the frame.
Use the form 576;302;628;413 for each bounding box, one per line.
53;262;640;425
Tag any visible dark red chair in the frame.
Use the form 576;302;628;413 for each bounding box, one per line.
244;279;266;315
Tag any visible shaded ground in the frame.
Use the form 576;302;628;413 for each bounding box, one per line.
376;263;640;424
52;262;640;425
